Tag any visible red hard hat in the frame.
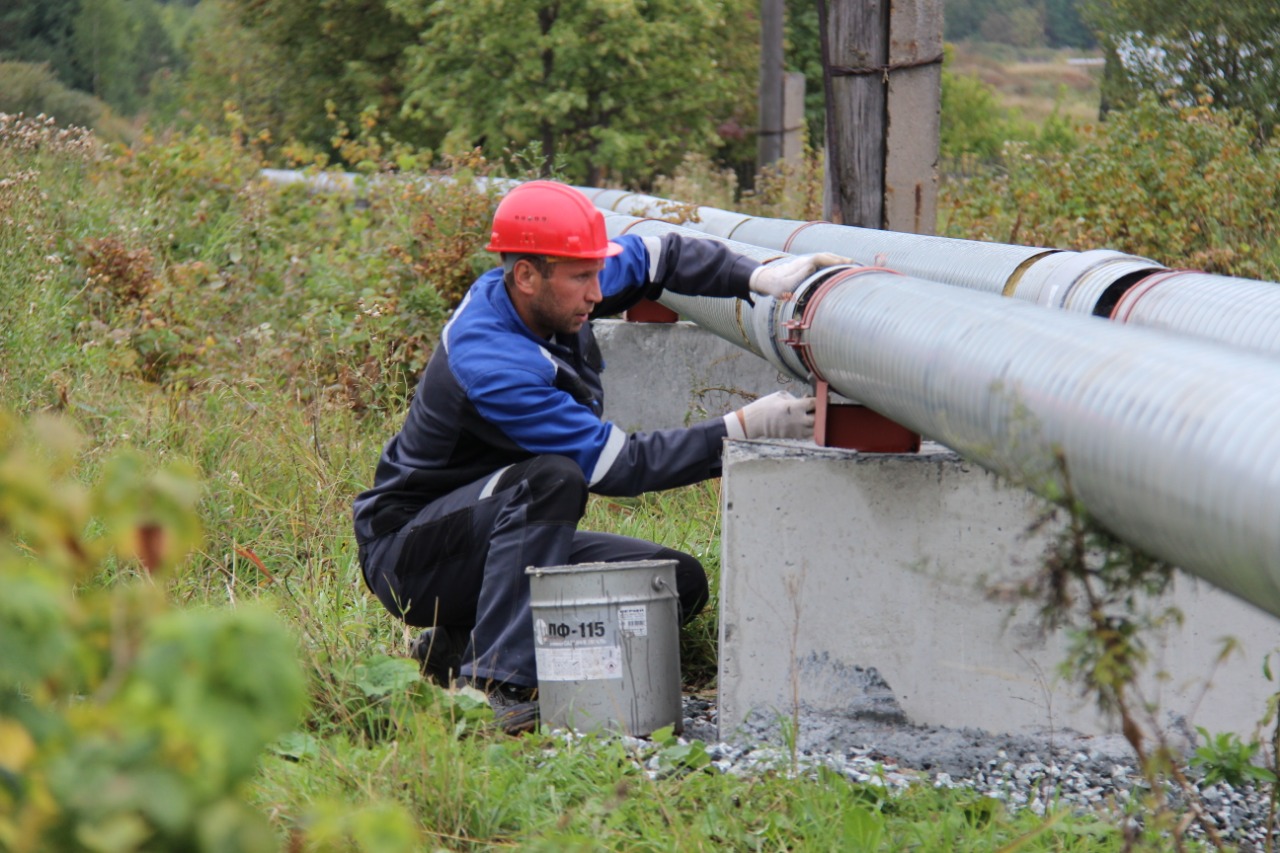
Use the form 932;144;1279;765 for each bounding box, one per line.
486;181;623;259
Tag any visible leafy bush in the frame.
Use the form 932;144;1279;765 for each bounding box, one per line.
0;112;499;410
0;412;307;852
941;58;1025;165
941;95;1280;279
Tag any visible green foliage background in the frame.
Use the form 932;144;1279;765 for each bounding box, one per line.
4;0;1280;848
940;96;1280;278
389;0;756;186
6;72;1280;841
1082;0;1280;139
946;0;1094;48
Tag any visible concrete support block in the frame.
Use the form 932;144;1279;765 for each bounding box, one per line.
593;319;804;432
718;440;1279;748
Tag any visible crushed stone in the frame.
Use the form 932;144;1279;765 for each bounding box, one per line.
659;694;1272;848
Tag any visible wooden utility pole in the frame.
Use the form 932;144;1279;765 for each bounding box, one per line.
818;0;942;234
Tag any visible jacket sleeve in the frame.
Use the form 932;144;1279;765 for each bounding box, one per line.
648;232;758;299
589;418;729;497
469;361;727;496
594;233;758;317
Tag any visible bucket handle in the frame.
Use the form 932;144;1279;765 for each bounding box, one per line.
651;575;679;600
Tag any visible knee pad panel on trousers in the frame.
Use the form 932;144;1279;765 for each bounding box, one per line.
496;455;588;525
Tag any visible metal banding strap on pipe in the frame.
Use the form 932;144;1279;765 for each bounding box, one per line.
1109;270;1190;323
782;221;831;253
781;266;903;384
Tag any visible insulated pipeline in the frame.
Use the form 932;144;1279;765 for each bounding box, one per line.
261;168;1280;356
794;270;1280;616
577;187;1060;296
584;189;1280;361
1110;271;1280;354
596;192;1280;620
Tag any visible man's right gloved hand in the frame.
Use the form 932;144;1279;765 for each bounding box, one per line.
724;391;816;441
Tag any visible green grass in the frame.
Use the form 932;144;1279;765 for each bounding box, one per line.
1;112;1241;851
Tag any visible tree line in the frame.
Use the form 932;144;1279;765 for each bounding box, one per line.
1;0;1277;184
946;0;1093;48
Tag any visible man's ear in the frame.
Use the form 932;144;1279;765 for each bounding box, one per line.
510;258;542;296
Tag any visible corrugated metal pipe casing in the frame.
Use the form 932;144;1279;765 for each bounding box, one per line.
581;193;1062;298
585;183;1280;617
689;207;756;241
768;266;1280;618
685;202;1280;359
696;213;1167;316
601;213;797;371
575;188;640;212
573;186;708;222
744;219;1059;298
1113;271;1280;357
1008;249;1165;313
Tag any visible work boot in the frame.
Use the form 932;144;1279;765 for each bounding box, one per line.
457;677;540;735
409;626;467;687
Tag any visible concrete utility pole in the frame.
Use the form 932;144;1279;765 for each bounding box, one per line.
759;0;809;172
758;0;786;169
818;0;942;234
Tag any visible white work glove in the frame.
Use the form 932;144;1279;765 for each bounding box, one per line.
724;391;816;441
748;253;853;299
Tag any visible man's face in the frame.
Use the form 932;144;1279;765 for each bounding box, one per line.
518;257;605;338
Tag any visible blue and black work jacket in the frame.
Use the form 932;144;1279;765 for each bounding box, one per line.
352;233;758;544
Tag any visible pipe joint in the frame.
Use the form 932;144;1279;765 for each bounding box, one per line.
781;265;902;383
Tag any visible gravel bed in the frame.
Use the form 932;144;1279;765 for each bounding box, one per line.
647;695;1274;849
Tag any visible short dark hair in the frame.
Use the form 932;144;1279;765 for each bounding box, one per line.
501;253;551;286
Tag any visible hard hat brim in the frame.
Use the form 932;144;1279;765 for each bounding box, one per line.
485;239;625;260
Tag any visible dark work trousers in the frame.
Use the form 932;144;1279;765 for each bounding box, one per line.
358;455;710;689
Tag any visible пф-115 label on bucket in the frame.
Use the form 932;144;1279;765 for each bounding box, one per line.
534;613;623;681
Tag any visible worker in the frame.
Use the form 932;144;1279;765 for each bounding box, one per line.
353;180;847;733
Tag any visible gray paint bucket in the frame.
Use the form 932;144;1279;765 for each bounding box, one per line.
526;559;682;736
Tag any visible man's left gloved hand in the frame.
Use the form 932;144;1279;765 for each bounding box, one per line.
748;253;853;299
